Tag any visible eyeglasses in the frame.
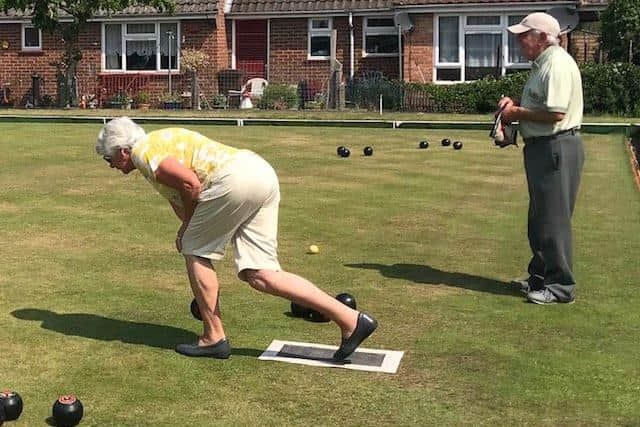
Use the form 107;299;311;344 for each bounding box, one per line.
103;155;113;164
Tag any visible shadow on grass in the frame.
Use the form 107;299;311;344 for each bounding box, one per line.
11;308;198;350
345;263;519;296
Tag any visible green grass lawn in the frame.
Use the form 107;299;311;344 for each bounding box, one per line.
0;123;638;426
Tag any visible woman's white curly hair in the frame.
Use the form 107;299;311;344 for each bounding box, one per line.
95;116;146;157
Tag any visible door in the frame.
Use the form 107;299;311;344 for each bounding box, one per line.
236;20;267;80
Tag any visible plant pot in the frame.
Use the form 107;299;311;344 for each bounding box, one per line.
137;103;150;111
163;101;182;110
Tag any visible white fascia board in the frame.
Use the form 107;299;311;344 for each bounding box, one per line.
395;2;576;13
89;14;214;22
224;0;233;14
228;10;393;19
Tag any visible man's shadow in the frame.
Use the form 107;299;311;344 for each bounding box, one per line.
345;263;518;296
11;309;262;357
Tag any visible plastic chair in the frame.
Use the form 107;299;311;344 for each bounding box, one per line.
229;78;269;109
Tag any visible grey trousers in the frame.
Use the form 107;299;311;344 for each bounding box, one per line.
523;133;585;301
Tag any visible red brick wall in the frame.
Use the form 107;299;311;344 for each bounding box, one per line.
0;23;67;105
569;30;601;64
267;16;399;86
0;17;230;107
403;13;434;83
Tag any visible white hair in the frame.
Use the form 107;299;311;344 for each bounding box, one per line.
531;29;560;46
95;116;146;156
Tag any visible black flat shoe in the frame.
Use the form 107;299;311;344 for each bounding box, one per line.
332;312;378;361
175;338;231;358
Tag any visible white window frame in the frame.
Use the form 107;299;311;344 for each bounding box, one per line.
434;13;532;84
362;17;399;58
308;18;332;61
21;24;42;51
101;21;181;73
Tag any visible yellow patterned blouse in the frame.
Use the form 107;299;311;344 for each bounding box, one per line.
131;128;242;207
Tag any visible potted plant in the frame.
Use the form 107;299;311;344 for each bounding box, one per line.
162;93;182;110
180;49;209;109
135;90;151;111
107;91;131;109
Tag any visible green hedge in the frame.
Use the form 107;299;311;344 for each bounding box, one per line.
258;84;298;110
347;63;640;116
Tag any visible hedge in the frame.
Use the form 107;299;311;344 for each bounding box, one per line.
345;63;640;116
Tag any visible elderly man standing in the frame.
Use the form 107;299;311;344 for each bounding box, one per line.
498;12;585;305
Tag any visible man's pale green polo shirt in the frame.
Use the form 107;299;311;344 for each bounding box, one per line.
519;45;583;139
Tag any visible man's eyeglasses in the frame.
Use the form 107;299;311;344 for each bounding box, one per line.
103;155;112;164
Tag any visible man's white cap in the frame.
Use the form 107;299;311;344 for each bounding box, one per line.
507;12;561;38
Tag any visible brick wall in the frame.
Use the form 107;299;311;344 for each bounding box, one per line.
0;17;229;108
403;13;434;83
569;30;601;64
0;23;67;105
267;16;399;87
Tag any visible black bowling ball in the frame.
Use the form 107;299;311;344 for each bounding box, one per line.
337;146;346;155
419;140;429;149
306;308;329;322
453;141;463;150
190;298;202;321
339;148;350;158
441;138;452;147
363;146;373;156
0;391;23;422
52;395;83;427
335;292;357;310
290;301;309;318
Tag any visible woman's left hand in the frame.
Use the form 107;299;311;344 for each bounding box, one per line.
176;223;187;252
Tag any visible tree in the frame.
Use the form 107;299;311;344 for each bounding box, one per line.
600;0;640;64
0;0;175;106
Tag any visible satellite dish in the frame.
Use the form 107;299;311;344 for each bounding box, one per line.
394;12;414;33
546;6;580;35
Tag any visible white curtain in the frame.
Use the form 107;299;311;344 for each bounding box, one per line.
126;39;155;56
105;24;122;69
465;33;500;67
508;16;527;64
439;17;459;63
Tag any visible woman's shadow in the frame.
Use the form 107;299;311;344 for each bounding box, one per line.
345;263;519;296
11;309;262;356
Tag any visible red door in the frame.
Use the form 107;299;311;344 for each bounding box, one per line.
236;20;267;80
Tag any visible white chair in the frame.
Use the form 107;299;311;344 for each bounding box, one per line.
230;78;268;109
244;78;268;99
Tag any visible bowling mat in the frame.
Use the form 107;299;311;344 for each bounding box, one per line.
259;340;404;374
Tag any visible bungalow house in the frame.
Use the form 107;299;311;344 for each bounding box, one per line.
0;0;606;108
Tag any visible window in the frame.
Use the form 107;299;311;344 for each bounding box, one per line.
364;17;398;56
21;25;41;51
507;15;528;65
308;18;332;59
435;14;529;82
102;22;179;72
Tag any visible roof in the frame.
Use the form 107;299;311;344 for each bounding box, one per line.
230;0;393;15
230;0;589;15
0;0;219;20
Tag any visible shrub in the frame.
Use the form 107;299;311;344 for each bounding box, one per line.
581;63;640;116
258;84;298;110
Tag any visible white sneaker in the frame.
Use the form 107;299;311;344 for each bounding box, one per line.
527;288;574;305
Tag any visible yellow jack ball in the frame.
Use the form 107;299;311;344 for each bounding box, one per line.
308;244;319;254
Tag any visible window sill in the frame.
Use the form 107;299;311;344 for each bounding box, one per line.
99;70;182;75
20;49;43;55
362;53;399;58
307;56;330;61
